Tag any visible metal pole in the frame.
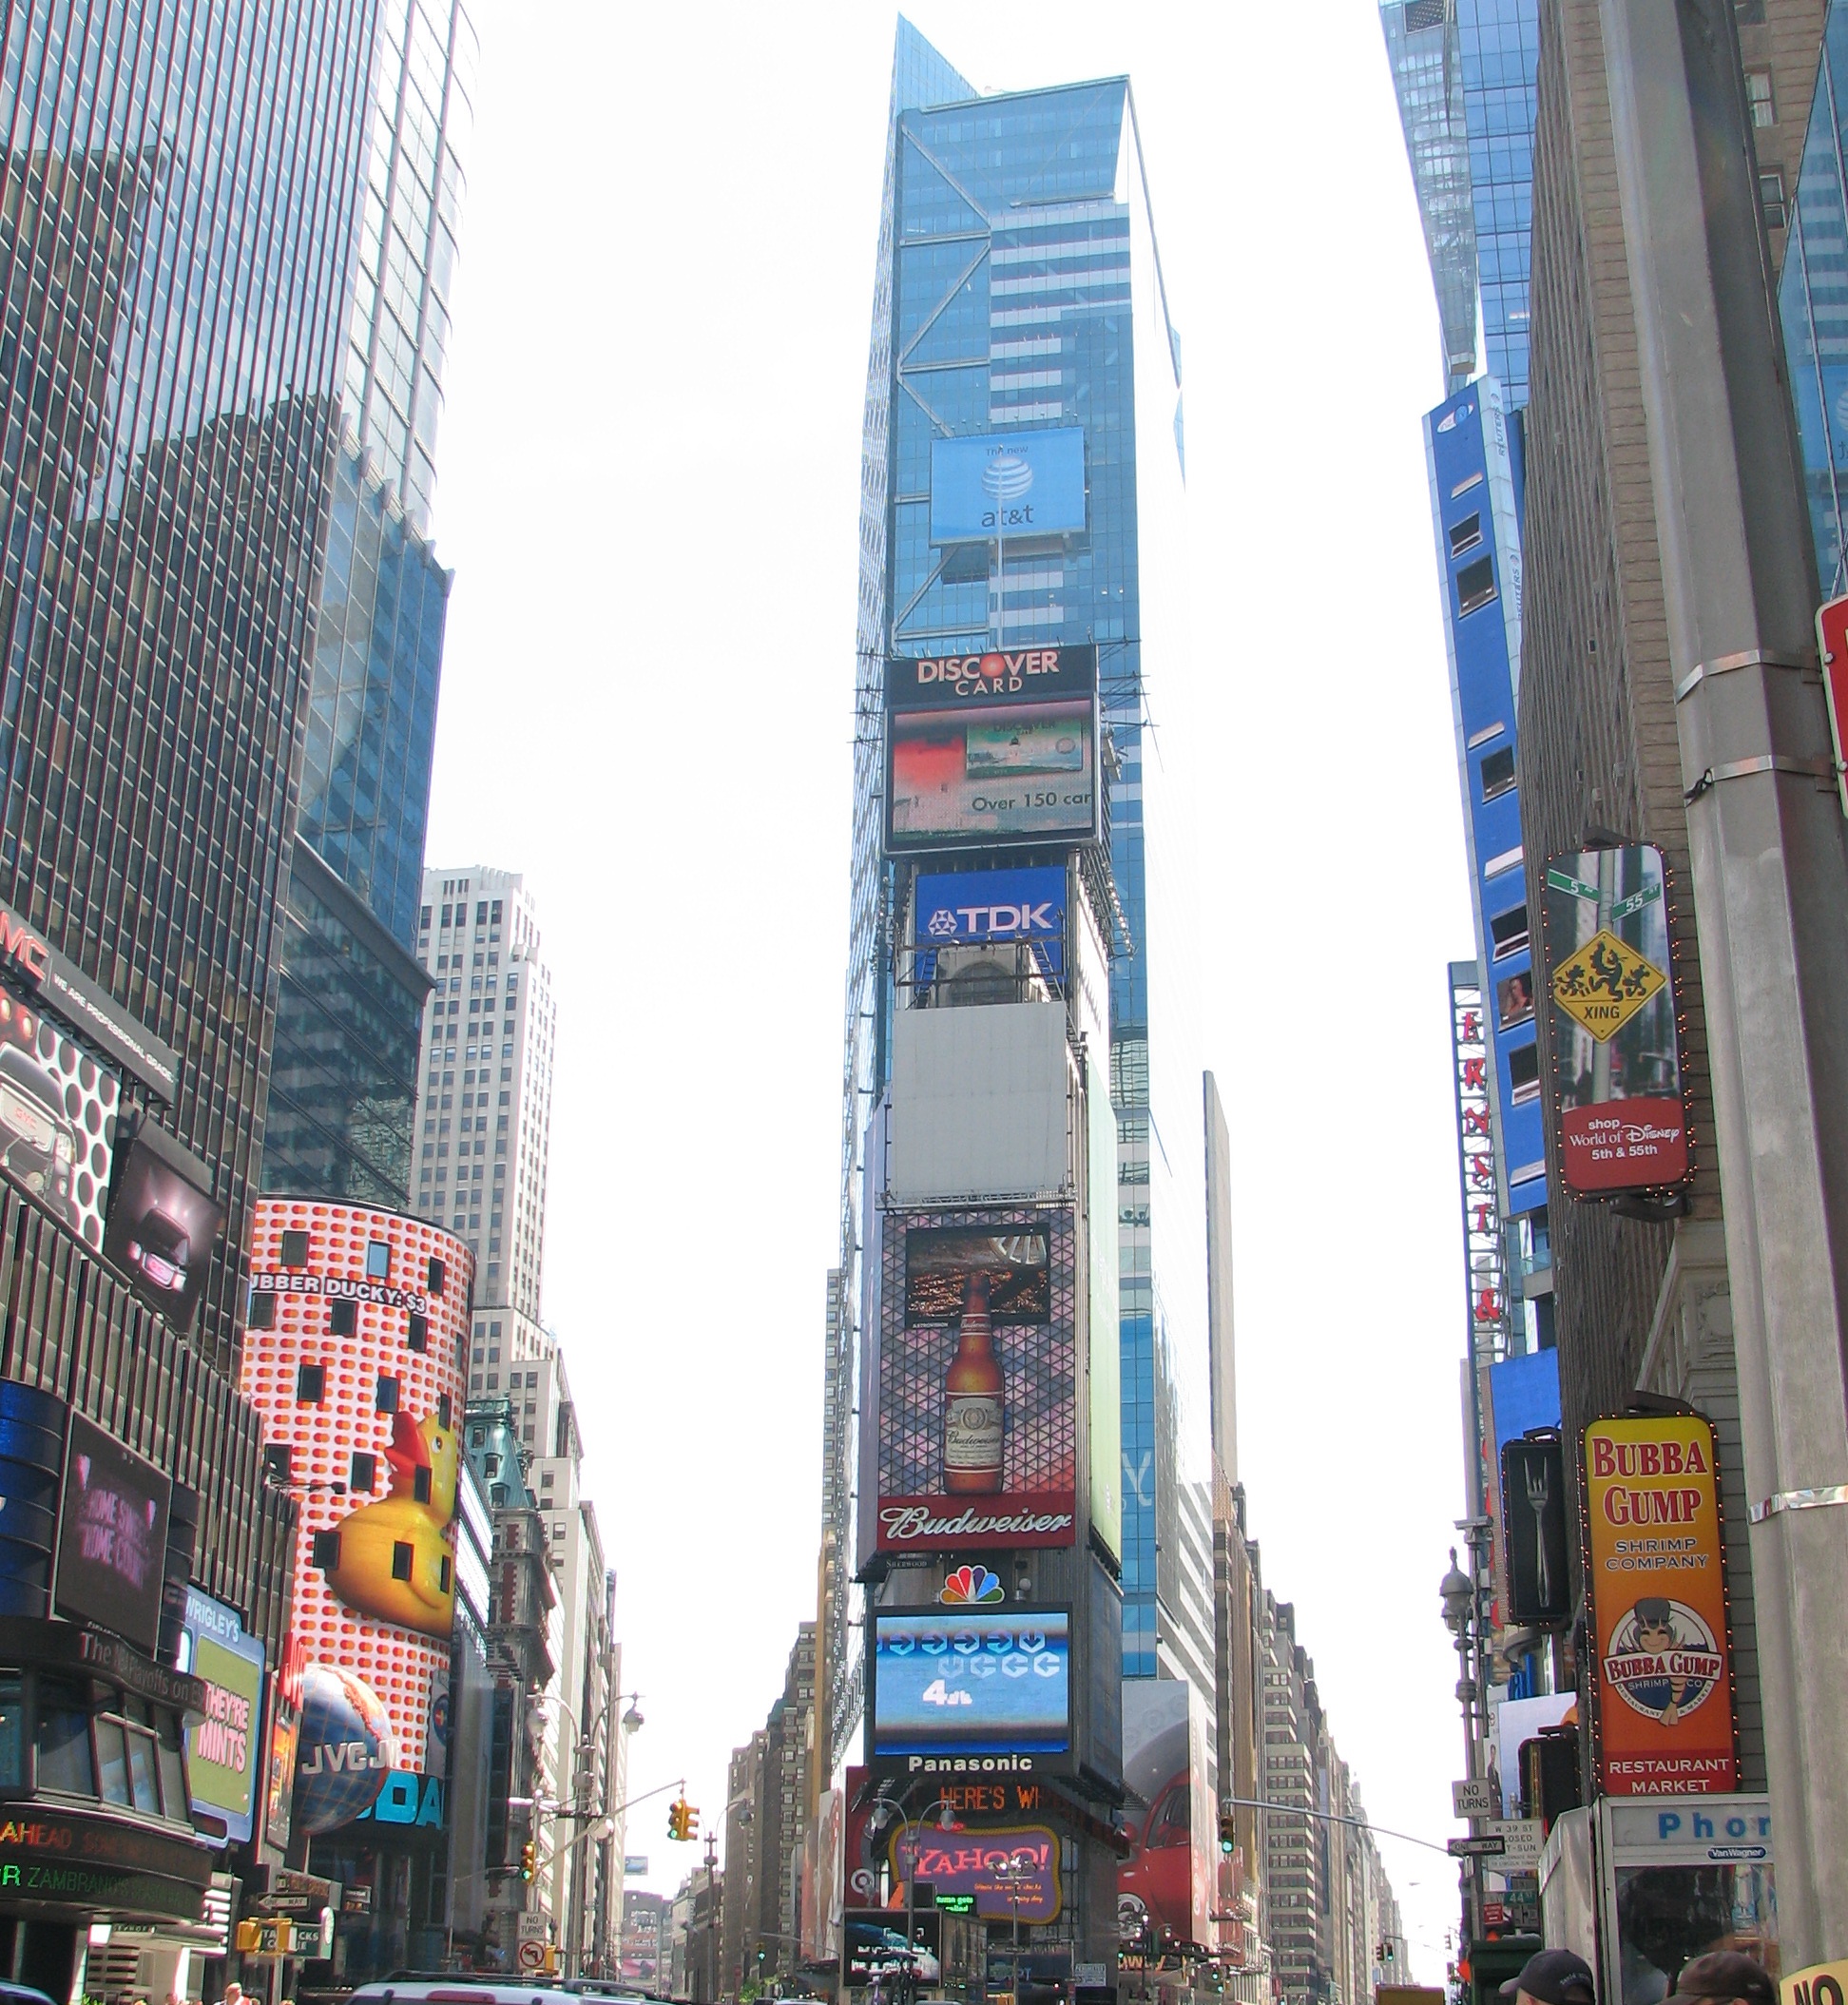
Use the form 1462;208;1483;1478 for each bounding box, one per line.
1596;0;1848;1958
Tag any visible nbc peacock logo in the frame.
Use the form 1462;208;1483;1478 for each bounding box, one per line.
938;1564;1005;1606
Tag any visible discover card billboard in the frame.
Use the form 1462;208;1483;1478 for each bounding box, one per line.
886;648;1099;855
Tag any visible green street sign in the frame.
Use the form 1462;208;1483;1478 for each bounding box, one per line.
1547;869;1601;904
1611;881;1663;923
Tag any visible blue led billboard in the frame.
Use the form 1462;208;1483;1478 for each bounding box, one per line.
914;866;1066;986
870;1609;1071;1768
930;431;1087;544
1425;378;1546;1213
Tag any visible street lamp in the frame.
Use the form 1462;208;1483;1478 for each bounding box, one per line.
1439;1531;1492;1960
991;1851;1038;2005
872;1791;961;2005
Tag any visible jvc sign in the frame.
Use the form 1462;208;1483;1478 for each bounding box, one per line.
914;867;1066;984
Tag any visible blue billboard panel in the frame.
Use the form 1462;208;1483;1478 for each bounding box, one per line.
914;866;1066;987
871;1609;1071;1766
930;431;1087;544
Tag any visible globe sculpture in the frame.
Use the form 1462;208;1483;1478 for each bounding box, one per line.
294;1662;397;1834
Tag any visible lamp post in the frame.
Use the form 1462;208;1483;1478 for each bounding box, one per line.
529;1690;645;1976
991;1851;1037;2005
1440;1532;1492;1963
873;1791;960;2005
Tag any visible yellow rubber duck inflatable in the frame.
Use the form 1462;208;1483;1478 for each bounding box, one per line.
322;1409;459;1638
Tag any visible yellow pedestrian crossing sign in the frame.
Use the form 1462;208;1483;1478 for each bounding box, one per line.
1550;929;1666;1041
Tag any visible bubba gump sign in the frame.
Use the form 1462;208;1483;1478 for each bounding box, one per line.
1584;1413;1738;1796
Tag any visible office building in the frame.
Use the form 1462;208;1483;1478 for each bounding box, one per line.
825;7;1216;1752
1506;0;1848;1962
262;0;478;1207
413;866;555;1327
718;1623;814;1990
0;0;383;1990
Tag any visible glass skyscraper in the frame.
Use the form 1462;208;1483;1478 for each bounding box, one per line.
825;18;1216;1774
1381;0;1540;407
0;0;375;1652
261;0;475;1207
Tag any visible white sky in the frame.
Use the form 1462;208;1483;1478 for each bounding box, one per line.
425;0;1477;1976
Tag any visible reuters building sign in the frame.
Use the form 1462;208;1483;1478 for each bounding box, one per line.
1584;1414;1737;1796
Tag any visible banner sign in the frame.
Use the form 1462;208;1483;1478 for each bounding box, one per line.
1542;845;1690;1194
1584;1413;1738;1796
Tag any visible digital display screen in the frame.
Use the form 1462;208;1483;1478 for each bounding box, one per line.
930;430;1087;543
55;1411;172;1654
888;701;1098;852
0;994;119;1251
871;1609;1070;1759
103;1124;224;1334
906;1226;1050;1326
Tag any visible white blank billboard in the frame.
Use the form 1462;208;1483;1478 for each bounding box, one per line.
887;1001;1069;1202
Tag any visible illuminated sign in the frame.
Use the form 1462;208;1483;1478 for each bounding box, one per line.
178;1589;265;1845
914;866;1066;989
939;1566;1004;1606
0;995;119;1253
54;1413;171;1655
872;1209;1077;1556
1542;845;1690;1194
869;1609;1071;1774
103;1124;223;1335
929;431;1087;544
886;646;1096;713
897;1825;1060;1922
0;896;180;1100
888;702;1099;853
1584;1413;1737;1796
241;1200;471;1780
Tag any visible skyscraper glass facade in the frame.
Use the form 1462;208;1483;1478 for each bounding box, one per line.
0;0;376;1371
1780;2;1848;595
1380;0;1540;409
262;0;472;1207
829;23;1216;1767
1458;0;1540;407
0;0;375;1635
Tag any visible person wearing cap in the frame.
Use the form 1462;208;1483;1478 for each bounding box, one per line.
1663;1954;1776;2005
1500;1948;1597;2005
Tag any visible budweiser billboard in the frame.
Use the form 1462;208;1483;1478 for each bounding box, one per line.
1541;844;1690;1195
865;1206;1077;1557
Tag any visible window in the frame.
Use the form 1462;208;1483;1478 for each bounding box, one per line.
351;1451;377;1491
408;1312;429;1353
421;904;433;930
1402;0;1448;29
262;1443;292;1485
476;901;488;924
1480;745;1516;800
248;1290;276;1330
1447;511;1483;558
491;900;503;923
429;1256;448;1296
392;1540;415;1582
297;1362;325;1403
527;1371;540;1389
441;904;452;928
366;1240;392;1281
1761;168;1787;229
280;1229;310;1267
1746;70;1774;126
376;1375;400;1414
330;1298;356;1338
1456;554;1497;615
1508;1041;1541;1105
438;1394;452;1428
1490;903;1530;958
312;1530;341;1570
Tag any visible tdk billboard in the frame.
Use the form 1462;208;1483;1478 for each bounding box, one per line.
1424;378;1546;1216
930;430;1087;543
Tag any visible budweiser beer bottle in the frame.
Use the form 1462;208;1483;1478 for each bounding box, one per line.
943;1270;1005;1493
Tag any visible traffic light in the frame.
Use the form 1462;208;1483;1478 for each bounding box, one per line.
1218;1813;1236;1857
668;1800;684;1841
519;1841;536;1881
684;1803;700;1843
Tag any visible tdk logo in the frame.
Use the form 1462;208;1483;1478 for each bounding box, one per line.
937;900;1059;939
